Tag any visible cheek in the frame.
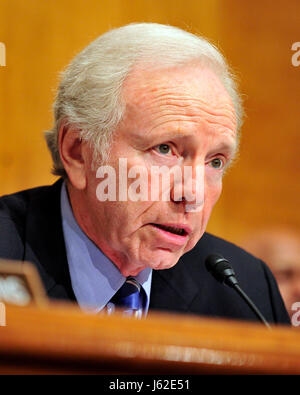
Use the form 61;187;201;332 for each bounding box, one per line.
212;184;222;204
186;181;222;251
205;176;223;207
199;179;223;230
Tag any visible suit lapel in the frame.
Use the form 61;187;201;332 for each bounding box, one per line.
24;179;76;301
150;255;200;313
149;235;215;315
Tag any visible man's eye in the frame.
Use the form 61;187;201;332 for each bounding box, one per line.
155;144;172;155
210;158;224;169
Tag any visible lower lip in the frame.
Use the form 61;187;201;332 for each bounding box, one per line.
149;224;188;246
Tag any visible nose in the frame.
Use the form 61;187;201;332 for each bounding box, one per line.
171;162;205;212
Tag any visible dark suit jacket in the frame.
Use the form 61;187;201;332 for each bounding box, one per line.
0;179;290;325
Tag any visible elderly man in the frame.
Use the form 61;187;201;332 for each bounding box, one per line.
0;23;289;323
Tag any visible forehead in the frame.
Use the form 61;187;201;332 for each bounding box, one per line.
121;63;237;138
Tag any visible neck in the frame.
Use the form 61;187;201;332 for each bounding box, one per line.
65;182;146;277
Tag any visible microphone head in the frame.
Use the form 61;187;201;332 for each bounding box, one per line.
205;253;238;287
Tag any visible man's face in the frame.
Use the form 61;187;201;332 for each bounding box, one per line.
79;64;237;276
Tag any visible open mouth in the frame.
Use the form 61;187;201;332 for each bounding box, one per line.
150;223;188;237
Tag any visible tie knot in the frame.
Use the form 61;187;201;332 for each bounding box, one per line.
110;277;143;314
121;277;141;294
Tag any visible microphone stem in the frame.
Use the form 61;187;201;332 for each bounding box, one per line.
233;284;271;329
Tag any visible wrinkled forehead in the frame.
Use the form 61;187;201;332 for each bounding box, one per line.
122;62;237;124
119;63;238;146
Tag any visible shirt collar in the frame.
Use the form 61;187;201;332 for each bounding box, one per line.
60;182;152;314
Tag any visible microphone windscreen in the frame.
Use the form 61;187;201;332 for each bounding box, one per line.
205;254;234;284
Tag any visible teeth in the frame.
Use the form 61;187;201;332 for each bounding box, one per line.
155;224;185;236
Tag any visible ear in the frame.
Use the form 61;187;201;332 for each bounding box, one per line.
58;122;87;190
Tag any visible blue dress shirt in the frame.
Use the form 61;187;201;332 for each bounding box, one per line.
60;182;152;315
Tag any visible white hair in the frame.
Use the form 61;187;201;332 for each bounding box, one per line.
45;23;243;177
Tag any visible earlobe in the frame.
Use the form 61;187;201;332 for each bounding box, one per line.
58;122;87;190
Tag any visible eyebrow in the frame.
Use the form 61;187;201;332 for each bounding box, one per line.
220;142;240;173
209;141;238;158
152;130;238;156
134;127;238;163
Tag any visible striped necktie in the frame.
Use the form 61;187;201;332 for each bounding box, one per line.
109;277;144;317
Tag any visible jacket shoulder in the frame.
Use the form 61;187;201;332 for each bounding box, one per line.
182;232;290;324
191;232;276;288
0;185;51;219
189;232;260;267
0;183;60;261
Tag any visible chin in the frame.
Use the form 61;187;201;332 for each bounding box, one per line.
147;253;180;271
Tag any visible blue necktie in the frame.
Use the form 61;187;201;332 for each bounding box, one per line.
110;277;144;317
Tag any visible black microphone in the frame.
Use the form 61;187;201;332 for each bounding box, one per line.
205;254;271;329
